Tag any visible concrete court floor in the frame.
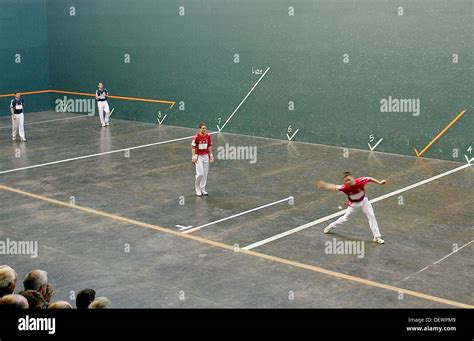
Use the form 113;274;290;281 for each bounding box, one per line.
0;111;472;308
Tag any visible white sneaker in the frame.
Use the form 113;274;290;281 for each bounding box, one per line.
102;124;106;127
105;122;110;126
201;190;208;196
20;138;27;142
12;137;16;141
195;190;202;197
373;237;385;244
323;225;334;234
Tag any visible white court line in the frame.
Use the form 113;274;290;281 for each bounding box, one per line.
0;115;88;129
217;67;270;132
243;163;472;250
415;266;430;274
0;132;217;175
432;240;473;265
176;225;192;231
182;196;293;234
402;240;473;281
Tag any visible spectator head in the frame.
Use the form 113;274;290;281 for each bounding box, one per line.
21;290;47;309
47;301;72;309
0;294;28;310
76;289;96;309
23;270;48;291
23;270;54;302
88;297;112;309
0;265;18;297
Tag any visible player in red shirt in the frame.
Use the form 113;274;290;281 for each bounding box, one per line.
318;171;386;244
191;123;214;196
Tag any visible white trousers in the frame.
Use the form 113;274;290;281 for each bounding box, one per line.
12;113;25;139
97;101;110;125
328;197;381;238
195;154;209;192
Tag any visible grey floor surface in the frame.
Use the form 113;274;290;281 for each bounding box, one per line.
0;111;472;308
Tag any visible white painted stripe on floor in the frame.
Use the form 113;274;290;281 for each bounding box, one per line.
183;196;293;234
415;266;430;274
402;240;473;282
432;240;473;265
0;132;218;175
0;115;88;129
243;163;472;250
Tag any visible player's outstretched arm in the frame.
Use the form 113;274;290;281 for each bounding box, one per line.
370;178;386;185
318;180;337;191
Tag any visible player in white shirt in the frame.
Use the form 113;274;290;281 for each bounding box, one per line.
95;83;110;127
10;92;26;142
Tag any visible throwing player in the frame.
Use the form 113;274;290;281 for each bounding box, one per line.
318;172;386;244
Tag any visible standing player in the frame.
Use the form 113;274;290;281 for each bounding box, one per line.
10;92;26;142
191;123;214;196
95;82;110;127
318;172;386;244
